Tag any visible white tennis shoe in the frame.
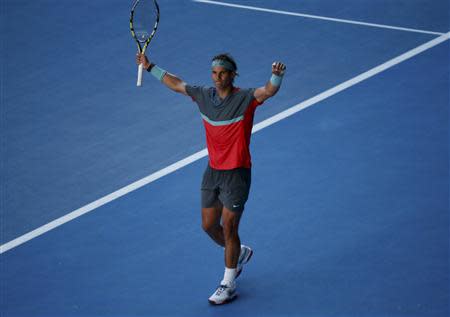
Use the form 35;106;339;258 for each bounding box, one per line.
208;281;237;305
236;245;253;278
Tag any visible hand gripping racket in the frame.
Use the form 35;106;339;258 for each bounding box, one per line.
130;0;160;87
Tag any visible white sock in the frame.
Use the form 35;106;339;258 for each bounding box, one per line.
221;267;237;286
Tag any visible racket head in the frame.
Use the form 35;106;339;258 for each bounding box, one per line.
130;0;160;53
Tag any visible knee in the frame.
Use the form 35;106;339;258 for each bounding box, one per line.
202;219;217;233
222;221;238;239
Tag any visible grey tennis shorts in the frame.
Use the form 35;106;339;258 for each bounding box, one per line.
201;164;252;213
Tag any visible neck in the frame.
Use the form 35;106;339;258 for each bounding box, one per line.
216;85;234;99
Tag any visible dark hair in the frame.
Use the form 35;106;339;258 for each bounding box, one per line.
211;53;238;72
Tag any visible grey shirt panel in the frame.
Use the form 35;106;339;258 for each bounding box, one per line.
186;85;257;122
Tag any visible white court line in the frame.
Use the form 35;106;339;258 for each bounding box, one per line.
193;0;445;36
1;32;449;255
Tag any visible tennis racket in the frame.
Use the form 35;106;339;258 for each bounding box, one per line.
130;0;160;87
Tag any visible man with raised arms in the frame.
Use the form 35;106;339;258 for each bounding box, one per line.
136;52;286;305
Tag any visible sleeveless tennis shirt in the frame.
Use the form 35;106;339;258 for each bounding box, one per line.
186;85;263;170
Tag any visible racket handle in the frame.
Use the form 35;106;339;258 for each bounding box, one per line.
137;63;144;87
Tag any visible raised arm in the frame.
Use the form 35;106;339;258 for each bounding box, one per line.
253;62;286;103
136;53;188;95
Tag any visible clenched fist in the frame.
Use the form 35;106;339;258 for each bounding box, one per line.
136;53;151;70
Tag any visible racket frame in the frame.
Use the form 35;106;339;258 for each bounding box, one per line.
130;0;160;86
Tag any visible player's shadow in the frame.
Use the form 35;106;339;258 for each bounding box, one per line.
237;250;443;316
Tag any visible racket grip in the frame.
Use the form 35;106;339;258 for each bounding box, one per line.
137;63;144;87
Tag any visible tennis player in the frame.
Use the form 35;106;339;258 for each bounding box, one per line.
136;52;285;305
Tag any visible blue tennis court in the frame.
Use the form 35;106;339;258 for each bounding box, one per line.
1;0;448;316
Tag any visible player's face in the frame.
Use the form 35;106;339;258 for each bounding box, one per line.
212;66;234;89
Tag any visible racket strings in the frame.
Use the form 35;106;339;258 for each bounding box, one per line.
132;0;158;44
